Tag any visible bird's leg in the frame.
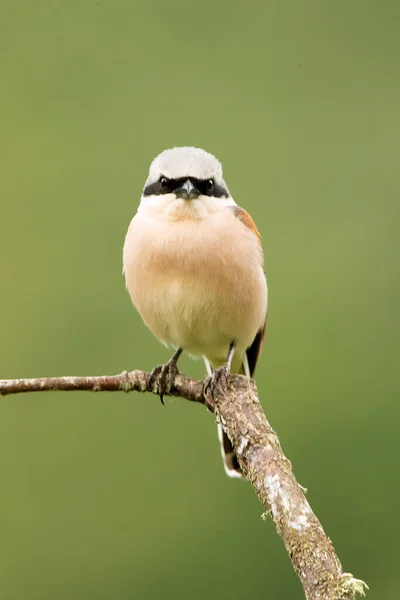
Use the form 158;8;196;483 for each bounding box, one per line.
204;341;236;400
148;348;183;404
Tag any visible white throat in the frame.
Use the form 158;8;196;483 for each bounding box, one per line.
138;193;237;220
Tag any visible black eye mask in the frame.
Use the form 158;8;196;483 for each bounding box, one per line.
143;177;229;198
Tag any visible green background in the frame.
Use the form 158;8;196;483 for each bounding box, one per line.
0;1;399;598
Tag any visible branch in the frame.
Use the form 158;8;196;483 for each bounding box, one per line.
0;370;367;600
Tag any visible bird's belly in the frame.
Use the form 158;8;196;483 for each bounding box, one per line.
134;272;265;360
143;278;230;355
123;214;267;362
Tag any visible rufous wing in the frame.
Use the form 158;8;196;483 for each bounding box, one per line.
232;205;267;377
233;205;262;246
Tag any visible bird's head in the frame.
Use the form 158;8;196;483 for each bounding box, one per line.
139;147;235;220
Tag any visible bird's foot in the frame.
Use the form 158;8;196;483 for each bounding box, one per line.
203;365;230;401
149;357;181;404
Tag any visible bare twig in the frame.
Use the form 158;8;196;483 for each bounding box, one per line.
0;370;203;401
0;370;367;600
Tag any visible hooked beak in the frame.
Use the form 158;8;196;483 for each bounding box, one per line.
174;179;200;200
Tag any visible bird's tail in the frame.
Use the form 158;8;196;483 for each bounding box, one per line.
217;422;243;478
204;355;250;478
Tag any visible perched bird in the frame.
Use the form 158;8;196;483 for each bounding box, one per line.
123;147;268;477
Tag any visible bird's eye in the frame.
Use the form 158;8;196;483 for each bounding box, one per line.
159;176;169;188
206;179;214;192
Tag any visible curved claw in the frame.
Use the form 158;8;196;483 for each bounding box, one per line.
148;364;164;403
149;358;181;404
204;365;229;400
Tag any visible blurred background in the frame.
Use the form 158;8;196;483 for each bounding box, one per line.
0;1;399;598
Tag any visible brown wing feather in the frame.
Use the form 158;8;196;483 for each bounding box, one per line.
231;205;267;377
232;206;262;245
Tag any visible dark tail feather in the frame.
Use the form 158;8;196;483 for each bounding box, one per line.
217;360;248;478
216;324;267;478
218;424;243;478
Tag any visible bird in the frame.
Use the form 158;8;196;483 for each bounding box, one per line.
123;146;268;477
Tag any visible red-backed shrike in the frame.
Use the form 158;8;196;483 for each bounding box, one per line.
123;147;267;477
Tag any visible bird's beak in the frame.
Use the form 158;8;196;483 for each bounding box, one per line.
175;179;200;200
